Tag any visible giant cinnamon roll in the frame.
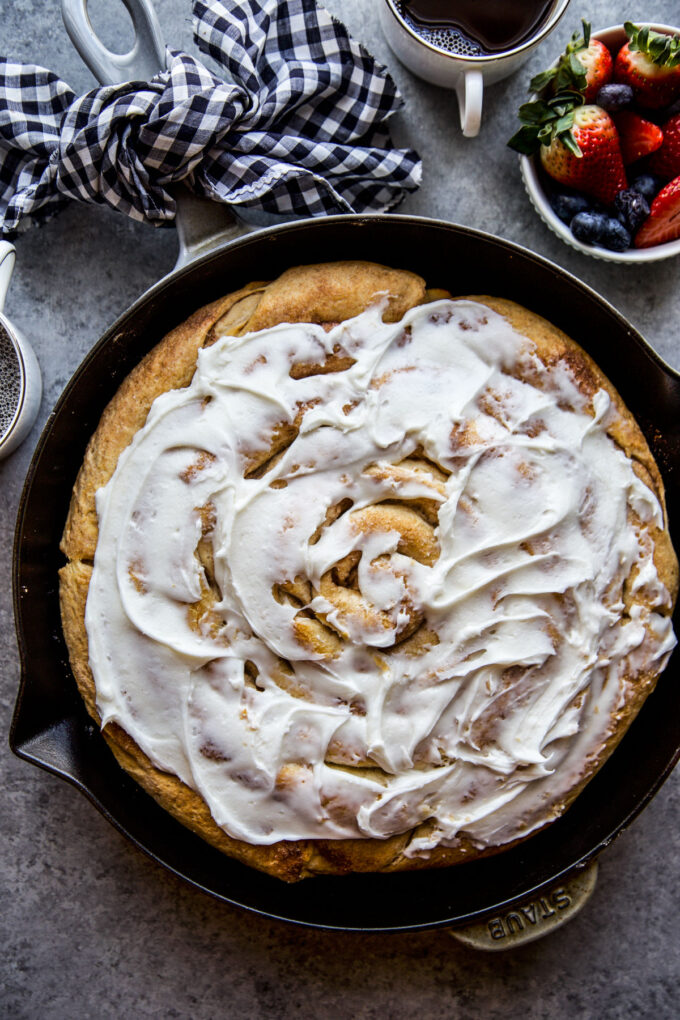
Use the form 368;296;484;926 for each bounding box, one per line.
60;262;678;881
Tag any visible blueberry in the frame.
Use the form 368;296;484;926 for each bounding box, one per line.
613;189;650;233
550;191;593;224
570;211;608;245
595;83;634;111
629;173;665;204
599;217;632;252
570;212;631;251
664;96;680;119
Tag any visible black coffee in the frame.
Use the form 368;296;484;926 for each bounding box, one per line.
397;0;555;56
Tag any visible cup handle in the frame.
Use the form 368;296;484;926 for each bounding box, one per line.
0;241;16;313
457;70;483;138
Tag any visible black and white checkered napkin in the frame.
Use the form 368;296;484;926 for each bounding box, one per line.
0;0;421;237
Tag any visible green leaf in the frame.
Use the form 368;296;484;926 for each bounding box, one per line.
529;68;557;92
554;112;575;134
539;121;558;138
507;125;541;154
625;23;680;66
560;130;582;158
517;99;555;124
511;43;584;152
566;27;585;55
568;51;587;81
649;36;670;62
550;89;584;113
524;17;601;105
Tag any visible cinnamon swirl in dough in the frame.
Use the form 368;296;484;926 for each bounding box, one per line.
59;261;678;881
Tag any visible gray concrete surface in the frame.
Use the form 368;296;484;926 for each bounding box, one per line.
2;1;679;1017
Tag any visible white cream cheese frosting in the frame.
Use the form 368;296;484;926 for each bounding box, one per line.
86;298;676;854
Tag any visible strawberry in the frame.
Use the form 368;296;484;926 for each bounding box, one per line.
509;99;627;205
529;21;612;101
614;23;680;109
649;112;680;180
634;175;680;247
540;106;626;203
613;110;663;165
575;34;613;101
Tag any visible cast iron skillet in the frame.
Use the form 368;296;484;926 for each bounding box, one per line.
10;214;680;932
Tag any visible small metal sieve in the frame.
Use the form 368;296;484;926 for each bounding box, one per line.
0;242;42;459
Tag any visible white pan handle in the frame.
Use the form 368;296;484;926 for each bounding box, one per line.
61;0;250;267
62;0;165;84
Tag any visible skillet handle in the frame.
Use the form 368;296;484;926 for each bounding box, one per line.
62;0;165;84
447;859;599;951
61;0;251;268
172;187;250;270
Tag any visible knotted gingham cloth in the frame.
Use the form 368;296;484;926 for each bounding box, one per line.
0;0;421;237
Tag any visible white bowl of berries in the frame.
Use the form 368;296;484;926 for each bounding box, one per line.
511;21;680;262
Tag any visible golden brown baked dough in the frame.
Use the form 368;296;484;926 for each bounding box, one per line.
60;261;678;881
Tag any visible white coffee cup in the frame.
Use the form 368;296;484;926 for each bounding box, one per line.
0;242;42;460
379;0;571;137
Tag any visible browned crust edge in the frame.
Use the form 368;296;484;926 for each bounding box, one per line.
58;264;678;882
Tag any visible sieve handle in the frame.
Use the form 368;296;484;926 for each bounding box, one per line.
0;241;16;312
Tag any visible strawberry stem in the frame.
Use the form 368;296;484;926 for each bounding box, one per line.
509;19;596;154
624;22;680;68
529;29;590;97
508;92;582;155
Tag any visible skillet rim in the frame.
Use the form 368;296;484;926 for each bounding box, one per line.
10;213;680;932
